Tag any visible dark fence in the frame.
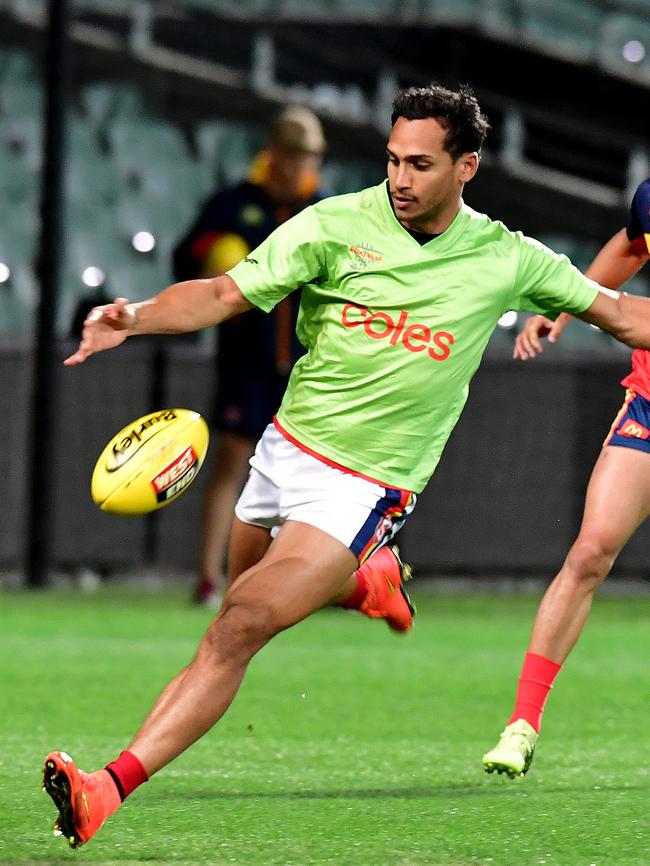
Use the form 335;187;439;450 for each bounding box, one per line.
4;340;650;578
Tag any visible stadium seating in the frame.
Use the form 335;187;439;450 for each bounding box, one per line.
517;0;605;60
1;0;648;340
194;118;263;189
33;0;650;71
79;81;152;137
0;44;379;336
479;0;519;37
177;0;274;12
180;0;401;17
421;0;483;25
277;0;332;17
320;160;383;195
0;128;38;333
71;0;133;12
329;0;399;19
0;48;43;173
0;139;33;205
0;255;36;334
65;115;117;206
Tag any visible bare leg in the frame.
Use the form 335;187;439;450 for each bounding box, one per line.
197;432;255;588
128;520;357;775
528;446;650;663
227;516;358;600
226;517;273;586
482;446;650;775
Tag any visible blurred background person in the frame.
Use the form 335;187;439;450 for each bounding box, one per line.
172;105;327;607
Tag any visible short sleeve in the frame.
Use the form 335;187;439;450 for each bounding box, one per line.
227;206;325;313
509;233;600;317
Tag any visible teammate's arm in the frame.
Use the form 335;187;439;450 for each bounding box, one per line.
512;315;558;360
514;228;650;360
64;275;252;366
587;227;650;286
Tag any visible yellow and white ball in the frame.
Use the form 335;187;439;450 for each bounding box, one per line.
91;408;209;515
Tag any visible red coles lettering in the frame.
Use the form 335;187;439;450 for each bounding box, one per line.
341;304;454;361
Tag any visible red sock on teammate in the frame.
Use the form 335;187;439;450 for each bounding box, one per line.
509;652;562;732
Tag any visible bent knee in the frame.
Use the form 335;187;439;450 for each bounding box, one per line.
565;535;618;585
204;596;282;659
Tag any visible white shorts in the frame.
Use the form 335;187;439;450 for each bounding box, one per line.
234;423;416;562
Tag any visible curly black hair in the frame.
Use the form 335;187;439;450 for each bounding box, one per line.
391;83;490;160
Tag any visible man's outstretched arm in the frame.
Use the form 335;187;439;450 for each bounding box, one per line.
64;274;252;366
514;228;650;360
576;286;650;349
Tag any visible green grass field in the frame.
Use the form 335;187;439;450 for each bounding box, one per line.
1;585;649;865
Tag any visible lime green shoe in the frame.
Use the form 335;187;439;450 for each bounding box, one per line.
482;719;538;778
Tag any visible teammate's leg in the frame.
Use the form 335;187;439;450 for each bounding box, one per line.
484;445;650;776
526;445;650;662
44;520;358;847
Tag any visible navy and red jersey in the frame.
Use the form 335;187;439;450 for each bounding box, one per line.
172;179;322;438
620;178;650;400
173;180;322;370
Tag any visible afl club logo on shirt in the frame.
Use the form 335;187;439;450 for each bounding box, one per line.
348;243;384;271
341;303;454;361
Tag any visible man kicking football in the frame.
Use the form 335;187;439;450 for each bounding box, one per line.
44;85;650;849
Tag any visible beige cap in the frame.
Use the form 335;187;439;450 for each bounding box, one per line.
269;105;326;155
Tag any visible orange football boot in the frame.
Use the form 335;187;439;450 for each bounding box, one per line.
42;751;121;849
358;545;415;632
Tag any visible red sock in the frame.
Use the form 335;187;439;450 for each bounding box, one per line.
509;652;562;732
105;750;149;801
339;570;368;609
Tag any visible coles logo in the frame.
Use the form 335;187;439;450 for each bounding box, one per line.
151;446;198;503
342;303;454;361
619;420;650;440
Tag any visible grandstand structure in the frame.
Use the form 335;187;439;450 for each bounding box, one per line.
1;0;649;577
0;0;648;338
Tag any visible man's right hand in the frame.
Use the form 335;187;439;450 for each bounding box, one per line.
513;312;571;360
64;297;137;366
